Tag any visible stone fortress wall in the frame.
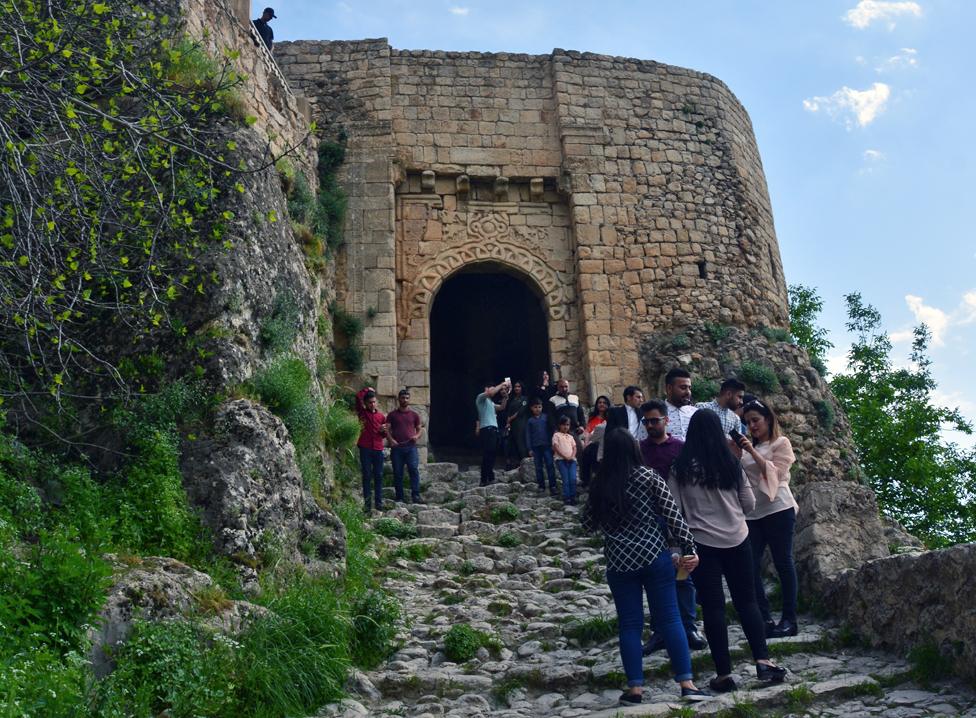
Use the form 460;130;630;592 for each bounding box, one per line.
275;40;789;406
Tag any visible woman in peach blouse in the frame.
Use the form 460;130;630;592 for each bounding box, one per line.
734;400;798;638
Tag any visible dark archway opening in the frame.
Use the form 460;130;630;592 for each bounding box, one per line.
429;267;550;454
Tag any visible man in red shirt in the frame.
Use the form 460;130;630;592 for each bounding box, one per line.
387;388;424;503
356;387;387;514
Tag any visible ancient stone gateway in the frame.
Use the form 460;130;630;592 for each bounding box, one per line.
277;40;789;452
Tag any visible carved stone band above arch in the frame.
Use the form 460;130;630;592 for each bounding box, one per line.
399;240;575;339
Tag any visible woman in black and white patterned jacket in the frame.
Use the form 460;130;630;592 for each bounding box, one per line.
582;428;709;706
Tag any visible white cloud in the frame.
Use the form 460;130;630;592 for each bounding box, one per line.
803;83;891;129
448;6;470;15
863;149;885;161
844;1;923;30
888;291;976;347
878;47;919;72
825;351;850;377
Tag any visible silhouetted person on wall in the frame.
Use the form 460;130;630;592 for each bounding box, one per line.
253;7;276;51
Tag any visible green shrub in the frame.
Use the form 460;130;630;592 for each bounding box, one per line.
96;620;238;718
442;624;499;663
237;582;350;715
496;531;521;548
785;684;814;710
908;643;956;686
0;648;89;718
330;302;364;374
351;588;401;669
760;325;791;343
811;356;828;377
321;400;361;453
670;333;691;350
692;378;719;402
392;542;435;562
251;355;312;417
564;614;618;645
373;517;418;540
259;293;301;355
704;322;731;343
489;503;519;524
814;399;836;431
738;361;779;392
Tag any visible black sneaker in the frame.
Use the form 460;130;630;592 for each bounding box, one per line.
756;662;787;683
769;619;798;638
641;632;665;655
618;691;642;706
686;629;708;650
709;675;737;693
680;687;711;702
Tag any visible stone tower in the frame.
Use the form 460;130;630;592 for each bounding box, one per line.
276;40;789;449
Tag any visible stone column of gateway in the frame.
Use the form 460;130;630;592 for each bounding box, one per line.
274;40;892;597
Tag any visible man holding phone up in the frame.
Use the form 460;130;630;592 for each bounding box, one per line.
475;380;510;486
639;399;708;654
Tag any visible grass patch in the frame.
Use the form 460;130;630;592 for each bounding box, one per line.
442;624;501;663
908;643;956;687
491;675;527;708
759;325;791;343
814;399;836;431
738;360;779;393
785;684;814;710
713;699;762;718
495;530;521;548
564;614;618;645
668;708;696;718
488;503;519;524
372;517;418;540
391;542;435;562
841;680;884;699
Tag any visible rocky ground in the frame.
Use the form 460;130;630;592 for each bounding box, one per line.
319;462;976;717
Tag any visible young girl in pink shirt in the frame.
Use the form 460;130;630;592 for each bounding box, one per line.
552;416;579;505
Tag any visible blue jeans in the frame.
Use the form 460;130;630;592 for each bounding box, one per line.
648;516;698;633
607;550;692;686
358;446;384;508
557;459;577;500
390;445;420;501
531;446;557;489
747;507;798;623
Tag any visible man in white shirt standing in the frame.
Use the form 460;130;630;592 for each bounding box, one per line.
664;368;697;440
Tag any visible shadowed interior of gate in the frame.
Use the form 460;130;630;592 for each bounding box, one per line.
428;267;550;453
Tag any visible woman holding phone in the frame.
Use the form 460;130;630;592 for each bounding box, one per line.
736;400;799;638
668;410;786;693
582;428;708;704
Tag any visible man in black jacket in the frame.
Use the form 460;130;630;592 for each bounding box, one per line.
253;7;276;51
605;385;647;441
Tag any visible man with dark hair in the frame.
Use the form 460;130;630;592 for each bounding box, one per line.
387;389;424;504
605;385;647;441
664;368;697;441
475;380;509;486
355;386;387;514
639;399;707;654
697;378;746;436
252;7;276;51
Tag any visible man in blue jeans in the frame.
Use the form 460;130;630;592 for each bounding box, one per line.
387;389;424;503
639;399;707;653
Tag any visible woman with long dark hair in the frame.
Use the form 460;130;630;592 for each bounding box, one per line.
503;380;529;468
737;400;799;638
668;410;786;693
582;428;708;705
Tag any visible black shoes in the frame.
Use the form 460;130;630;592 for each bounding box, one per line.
686;629;708;650
681;687;710;702
764;619;777;637
709;675;737;693
618;691;642;706
641;632;665;655
769;620;798;638
756;662;787;683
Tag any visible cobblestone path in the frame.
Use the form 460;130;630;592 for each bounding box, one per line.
321;463;976;717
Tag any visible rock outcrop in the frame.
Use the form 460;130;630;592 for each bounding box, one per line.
89;555;266;677
824;543;976;681
181;399;345;591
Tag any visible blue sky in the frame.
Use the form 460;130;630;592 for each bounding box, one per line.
265;1;975;444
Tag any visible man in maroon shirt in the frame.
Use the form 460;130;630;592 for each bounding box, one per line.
387;389;424;503
639;399;707;655
356;387;388;514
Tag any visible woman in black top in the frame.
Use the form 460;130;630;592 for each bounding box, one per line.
503;380;529;468
582;428;708;705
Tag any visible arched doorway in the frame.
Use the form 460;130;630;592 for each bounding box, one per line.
428;265;550;453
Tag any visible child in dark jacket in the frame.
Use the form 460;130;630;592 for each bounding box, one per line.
524;398;557;495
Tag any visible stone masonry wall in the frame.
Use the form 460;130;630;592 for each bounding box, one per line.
277;40;788;408
180;0;316;180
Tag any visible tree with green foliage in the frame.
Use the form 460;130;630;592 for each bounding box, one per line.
830;293;976;547
0;0;249;425
788;284;834;375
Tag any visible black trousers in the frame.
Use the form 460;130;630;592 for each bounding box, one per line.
579;442;600;486
693;538;769;676
480;426;498;485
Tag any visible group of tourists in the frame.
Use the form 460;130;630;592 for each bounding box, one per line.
579;368;799;705
356;365;799;705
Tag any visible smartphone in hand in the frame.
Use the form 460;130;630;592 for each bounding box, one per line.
729;429;745;446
